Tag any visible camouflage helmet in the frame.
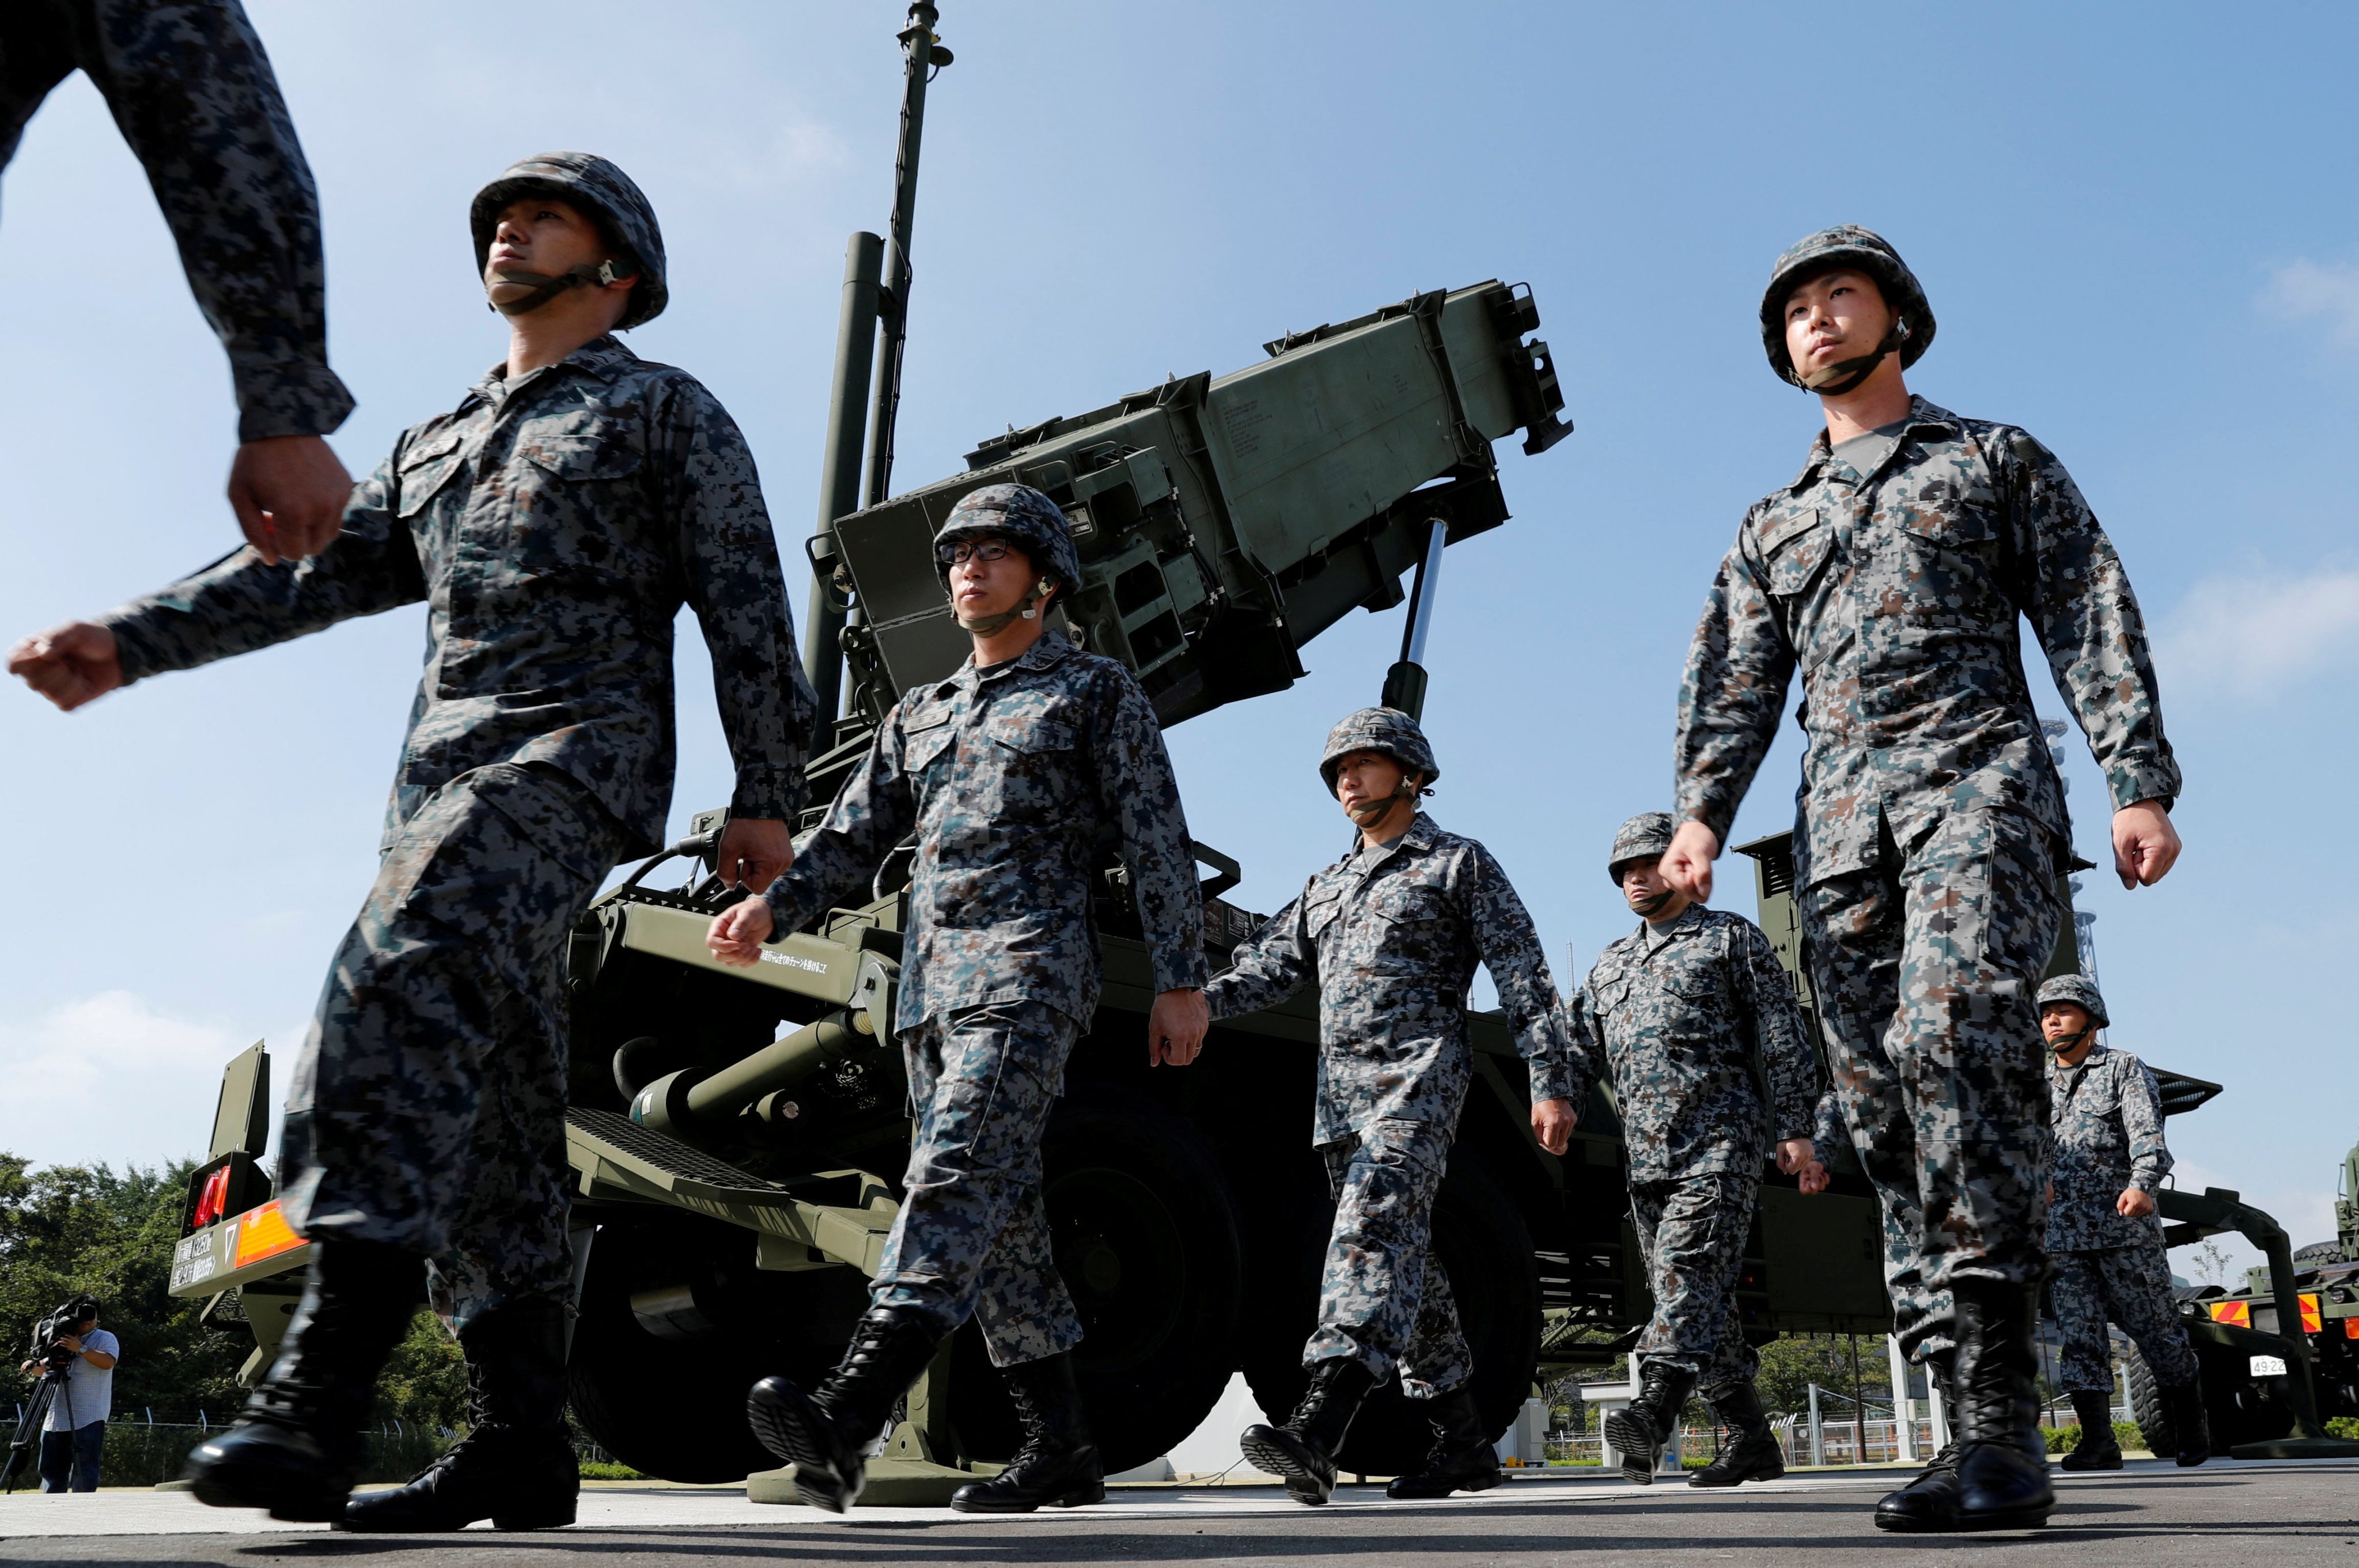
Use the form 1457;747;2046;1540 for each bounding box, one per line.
1759;225;1935;390
471;152;669;329
1318;708;1438;796
932;483;1084;608
1607;811;1676;886
2036;974;2109;1029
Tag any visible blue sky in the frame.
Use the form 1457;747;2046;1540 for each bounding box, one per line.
5;1;2357;1281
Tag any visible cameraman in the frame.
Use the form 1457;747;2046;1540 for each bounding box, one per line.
17;1297;116;1492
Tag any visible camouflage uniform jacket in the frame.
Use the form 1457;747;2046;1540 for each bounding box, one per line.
1203;813;1571;1146
2;0;352;441
2048;1043;2171;1251
762;630;1207;1033
1675;395;2179;883
1563;906;1817;1181
102;336;813;853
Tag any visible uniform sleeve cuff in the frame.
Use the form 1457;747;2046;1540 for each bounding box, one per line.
732;768;808;824
2105;754;2182;813
1152;949;1211;995
1528;1063;1576;1104
234;365;356;443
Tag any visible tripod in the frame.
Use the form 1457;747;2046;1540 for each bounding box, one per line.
2;1364;71;1494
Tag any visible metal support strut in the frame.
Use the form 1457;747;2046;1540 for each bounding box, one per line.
1380;518;1449;721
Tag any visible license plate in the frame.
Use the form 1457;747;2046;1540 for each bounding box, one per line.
2250;1354;2289;1378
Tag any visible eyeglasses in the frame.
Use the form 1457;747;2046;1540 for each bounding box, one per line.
937;539;1016;567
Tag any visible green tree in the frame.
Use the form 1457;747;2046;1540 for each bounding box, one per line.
1754;1333;1893;1421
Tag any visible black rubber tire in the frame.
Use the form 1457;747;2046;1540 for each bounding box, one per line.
2292;1241;2346;1266
948;1084;1243;1476
2123;1342;2171;1457
567;1213;868;1483
1238;1144;1540;1478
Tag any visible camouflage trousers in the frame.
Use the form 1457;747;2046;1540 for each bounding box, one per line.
2053;1242;2198;1392
1630;1172;1761;1387
1306;1116;1471;1397
872;998;1083;1368
1800;808;2061;1362
277;762;627;1332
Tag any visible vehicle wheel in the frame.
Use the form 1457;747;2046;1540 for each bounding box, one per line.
568;1213;869;1483
949;1084;1243;1475
2123;1342;2171;1456
1238;1145;1540;1477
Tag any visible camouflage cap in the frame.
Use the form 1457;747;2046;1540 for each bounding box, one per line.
2036;974;2109;1029
1759;225;1935;388
933;483;1084;608
1319;708;1438;796
1607;811;1676;886
471;152;669;329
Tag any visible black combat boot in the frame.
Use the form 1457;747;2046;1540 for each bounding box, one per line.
2058;1388;2122;1471
746;1306;941;1513
344;1298;578;1531
1947;1282;2054;1531
1687;1380;1786;1487
184;1240;422;1522
1604;1359;1697;1486
1875;1349;1962;1532
949;1351;1103;1513
1240;1359;1379;1505
2161;1381;2210;1467
1385;1383;1502;1499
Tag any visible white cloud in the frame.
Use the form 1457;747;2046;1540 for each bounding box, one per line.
2155;566;2359;699
2260;257;2359;350
0;993;290;1173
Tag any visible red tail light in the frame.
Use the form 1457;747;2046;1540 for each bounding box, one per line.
194;1165;233;1229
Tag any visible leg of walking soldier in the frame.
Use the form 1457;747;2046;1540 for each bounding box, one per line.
1824;810;2061;1529
1241;1119;1445;1503
194;763;626;1527
954;1020;1108;1515
2051;1251;2124;1470
1610;1175;1761;1484
2098;1242;2209;1465
1385;1180;1500;1501
751;998;1098;1514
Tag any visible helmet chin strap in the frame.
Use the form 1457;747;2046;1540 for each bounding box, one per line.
1346;774;1428;827
1799;319;1910;396
486;259;635;317
2048;1022;2095;1055
956;578;1057;638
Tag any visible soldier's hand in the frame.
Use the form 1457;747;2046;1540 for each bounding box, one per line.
7;620;123;711
228;434;354;565
2111;800;2180;890
715;816;794;891
1797;1159;1830;1195
2116;1186;2157;1219
1149;988;1209;1067
1775;1137;1815;1175
706;895;775;967
1660;819;1718;902
1531;1096;1577;1156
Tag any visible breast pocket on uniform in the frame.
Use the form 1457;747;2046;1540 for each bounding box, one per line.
1305;893;1345;940
902;714;957;775
1758;507;1834;600
506;411;650;582
395;431;467;520
1881;457;2003;620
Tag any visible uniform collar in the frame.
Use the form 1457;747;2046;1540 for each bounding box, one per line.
1343;809;1439;873
471;334;638;405
957;627;1078;690
1633;902;1705;947
1784;394;1963;493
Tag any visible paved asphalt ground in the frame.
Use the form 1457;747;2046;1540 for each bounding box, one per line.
3;1459;2354;1566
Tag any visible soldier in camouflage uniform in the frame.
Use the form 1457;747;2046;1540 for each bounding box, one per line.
709;483;1210;1516
2040;975;2207;1471
0;0;355;562
1665;226;2183;1533
14;153;815;1529
1563;812;1817;1488
1198;709;1573;1506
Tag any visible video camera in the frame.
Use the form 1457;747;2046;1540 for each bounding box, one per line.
26;1296;97;1374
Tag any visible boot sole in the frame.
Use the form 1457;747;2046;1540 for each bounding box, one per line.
1874;1506;1958;1533
2058;1455;2123;1471
1601;1411;1659;1486
1240;1427;1332;1505
747;1380;862;1514
951;1483;1105;1514
1689;1462;1785;1488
